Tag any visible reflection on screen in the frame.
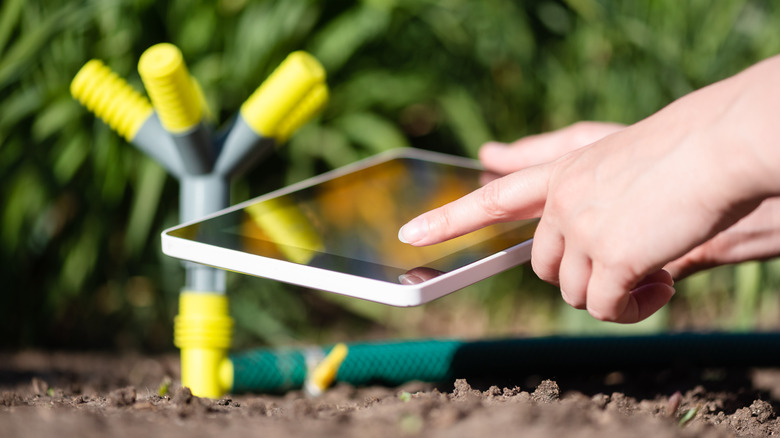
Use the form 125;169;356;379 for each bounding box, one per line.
168;157;537;284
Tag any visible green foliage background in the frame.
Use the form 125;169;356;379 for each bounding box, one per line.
2;0;780;350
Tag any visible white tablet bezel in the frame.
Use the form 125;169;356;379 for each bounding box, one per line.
161;148;534;307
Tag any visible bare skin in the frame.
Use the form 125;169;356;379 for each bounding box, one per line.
399;55;780;323
480;122;780;280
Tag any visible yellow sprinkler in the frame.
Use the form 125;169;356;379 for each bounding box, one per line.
71;44;328;398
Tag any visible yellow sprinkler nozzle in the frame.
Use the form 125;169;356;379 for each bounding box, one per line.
174;292;234;398
241;51;327;140
70;60;153;142
275;82;329;143
191;76;213;123
305;343;348;396
138;43;203;134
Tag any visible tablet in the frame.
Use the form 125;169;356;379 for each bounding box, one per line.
161;148;537;306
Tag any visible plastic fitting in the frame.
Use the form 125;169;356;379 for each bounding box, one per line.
174;292;234;398
138;43;213;174
70;59;153;142
240;51;327;139
137;43;203;133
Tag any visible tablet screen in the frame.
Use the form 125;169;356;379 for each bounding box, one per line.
167;155;537;284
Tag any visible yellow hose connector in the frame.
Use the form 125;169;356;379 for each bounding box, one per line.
70;60;153;142
241;51;327;140
138;43;203;134
174;292;234;398
306;343;349;396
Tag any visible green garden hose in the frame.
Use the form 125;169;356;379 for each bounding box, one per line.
229;332;780;394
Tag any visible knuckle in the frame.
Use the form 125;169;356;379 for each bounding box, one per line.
569;121;610;145
561;290;586;309
586;297;626;322
425;207;454;239
530;255;559;286
531;258;550;282
567;121;594;142
476;183;507;220
436;206;455;233
589;308;619;322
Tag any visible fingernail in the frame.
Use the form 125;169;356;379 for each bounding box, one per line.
398;218;428;244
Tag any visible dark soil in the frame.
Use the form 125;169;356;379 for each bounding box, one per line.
2;351;780;437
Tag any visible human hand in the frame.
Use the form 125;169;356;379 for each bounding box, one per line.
399;56;780;323
665;197;780;279
400;126;685;323
481;122;780;282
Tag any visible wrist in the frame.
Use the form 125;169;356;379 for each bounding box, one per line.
715;55;780;200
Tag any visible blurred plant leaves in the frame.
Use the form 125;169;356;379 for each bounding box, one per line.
125;159;167;256
0;0;24;53
437;88;492;158
3;0;780;349
311;2;391;72
335;112;409;153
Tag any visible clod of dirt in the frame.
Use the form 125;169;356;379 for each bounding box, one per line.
292;398;317;417
1;392;23;407
245;399;268;416
531;379;560;403
107;387;136;407
217;397;232;406
750;399;775;424
729;404;773;434
502;386;523;397
451;379;481;401
170;386;215;418
482;385;529;403
484;385;502;398
591;393;610;409
172;386;193;405
606;392;636;415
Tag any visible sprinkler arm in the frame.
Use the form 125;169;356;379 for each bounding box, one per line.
138;43;214;175
70;60;186;178
214;51;328;178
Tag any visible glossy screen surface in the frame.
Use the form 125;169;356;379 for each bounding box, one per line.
167;156;537;284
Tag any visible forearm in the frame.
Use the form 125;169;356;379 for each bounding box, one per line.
711;54;780;201
620;54;780;234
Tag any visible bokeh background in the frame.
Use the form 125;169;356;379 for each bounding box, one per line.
3;0;780;351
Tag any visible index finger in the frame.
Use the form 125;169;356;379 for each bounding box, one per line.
398;164;550;246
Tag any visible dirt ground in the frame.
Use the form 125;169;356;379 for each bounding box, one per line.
1;351;779;437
